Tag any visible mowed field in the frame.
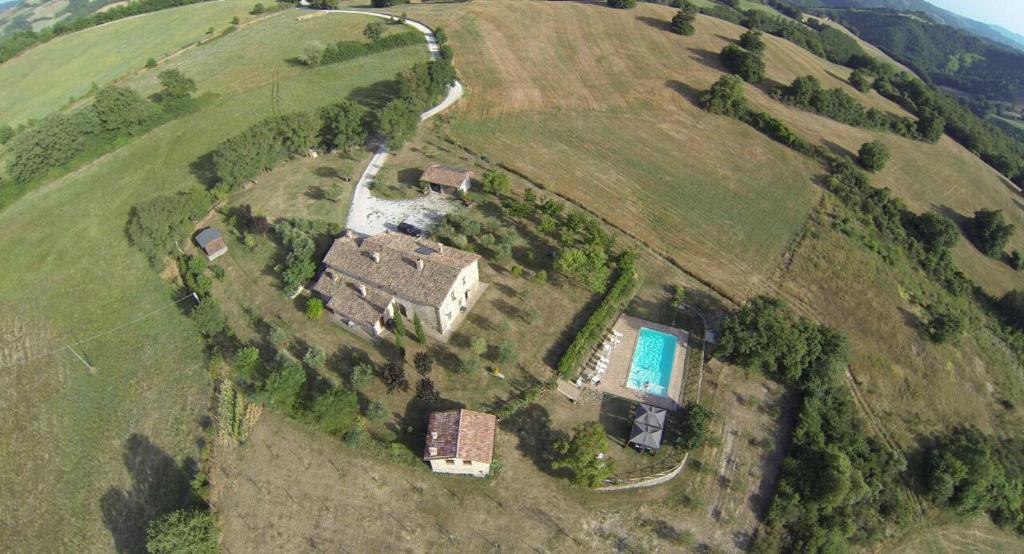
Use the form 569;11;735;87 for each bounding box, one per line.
0;10;425;552
0;0;251;124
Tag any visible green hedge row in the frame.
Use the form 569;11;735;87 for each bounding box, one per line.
556;251;639;379
319;30;422;66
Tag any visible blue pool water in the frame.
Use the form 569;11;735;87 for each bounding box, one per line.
626;328;677;397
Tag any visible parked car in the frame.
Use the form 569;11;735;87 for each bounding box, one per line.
398;221;425;238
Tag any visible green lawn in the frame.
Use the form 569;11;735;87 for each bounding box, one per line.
0;10;425;551
0;0;251;125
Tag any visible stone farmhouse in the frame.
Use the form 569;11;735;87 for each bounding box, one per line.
420;164;472;195
423;409;496;477
311;231;482;339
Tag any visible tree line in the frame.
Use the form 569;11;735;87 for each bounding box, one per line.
2;69;198;203
302;28;422;67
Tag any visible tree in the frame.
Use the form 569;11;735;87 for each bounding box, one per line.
231;16;240;25
555;244;610;293
146;509;218;554
304;345;326;369
158;69;197;101
393;313;406;349
190;299;226;337
263;360;306;415
350;361;374;390
700;74;748;117
375;98;419;149
481;168;511;195
970;209;1014;258
1010;250;1024;271
305;296;324;319
233;345;261;383
371;0;407;6
416;377;439;403
849;68;871;92
126;188;213;264
414;351;432;375
413;312;426;343
738;30;765;52
495;339;517;365
469;336;488;358
925;303;965;344
318;100;367;152
92;85;152;132
858;140;890;172
433;26;448;45
381;362;408;392
312;387;360;436
553;422;615;487
669;5;696;36
250;3;265;14
145;57;157;69
719;43;765;83
607;0;636;8
676;402;712;450
303;41;325;66
363;21;384;42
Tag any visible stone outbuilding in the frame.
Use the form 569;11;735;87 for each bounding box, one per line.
194;227;228;261
423;409;496;477
420;164;472;195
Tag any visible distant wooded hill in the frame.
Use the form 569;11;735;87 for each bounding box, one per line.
781;0;1024;52
814;7;1024;103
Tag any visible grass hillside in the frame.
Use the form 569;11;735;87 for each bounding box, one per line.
415;0;1024;300
0;10;424;551
0;0;251;125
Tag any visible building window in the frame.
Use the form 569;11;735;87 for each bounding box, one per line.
463;460;472;465
445;459;455;465
446;312;452;322
399;304;408;317
462;276;466;285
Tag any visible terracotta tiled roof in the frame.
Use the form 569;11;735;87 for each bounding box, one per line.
195;227;226;254
423;409;496;464
202;237;227;255
420;164;472;189
311;270;393;327
321;232;479;308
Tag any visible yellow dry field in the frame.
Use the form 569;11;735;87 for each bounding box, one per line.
412;0;837;300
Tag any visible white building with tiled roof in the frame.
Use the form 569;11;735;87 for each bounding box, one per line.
424;409;496;477
311;231;483;338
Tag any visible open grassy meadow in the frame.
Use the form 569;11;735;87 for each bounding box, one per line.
0;10;425;551
0;0;252;125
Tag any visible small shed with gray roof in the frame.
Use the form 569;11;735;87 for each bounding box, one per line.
194;227;227;261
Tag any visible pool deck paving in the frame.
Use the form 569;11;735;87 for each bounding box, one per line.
581;314;688;411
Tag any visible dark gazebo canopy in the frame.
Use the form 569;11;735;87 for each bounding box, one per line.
629;404;667;450
629;422;664;449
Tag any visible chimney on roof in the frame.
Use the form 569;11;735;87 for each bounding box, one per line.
342;229;354;239
416;258;424;272
431;431;438;440
371;251;381;263
428;446;437;456
329;271;340;283
358;284;367;298
437;242;444;255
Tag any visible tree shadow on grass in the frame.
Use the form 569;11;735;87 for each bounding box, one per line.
189;151;219;189
664;79;703;108
821;139;855;160
636;15;670;32
688;48;723;72
100;434;195;554
500;403;569;477
347;79;400;111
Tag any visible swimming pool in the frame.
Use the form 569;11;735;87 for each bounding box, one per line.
626;327;677;397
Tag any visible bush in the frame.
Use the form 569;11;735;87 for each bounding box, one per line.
262;359;306;415
381;362;408;392
969;209;1014;258
416;377;440;402
190;299;226;337
553;422;615;487
849;68;872;92
607;0;636;8
738;30;765;52
700;74;748;117
371;0;407;6
250;2;264;14
719;43;765;83
268;326;288;350
350;361;374;390
669;5;696;36
925;303;966;344
303;345;326;370
145;57;157;69
414;351;432;375
305;296;324;319
146;509;218;554
233;345;261;383
367;400;387;422
311;387;359;436
317;30;421;66
481;168;511;195
676;402;712;450
495;339;518;365
858;140;891;172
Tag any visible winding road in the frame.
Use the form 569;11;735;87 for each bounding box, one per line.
319;9;465;237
